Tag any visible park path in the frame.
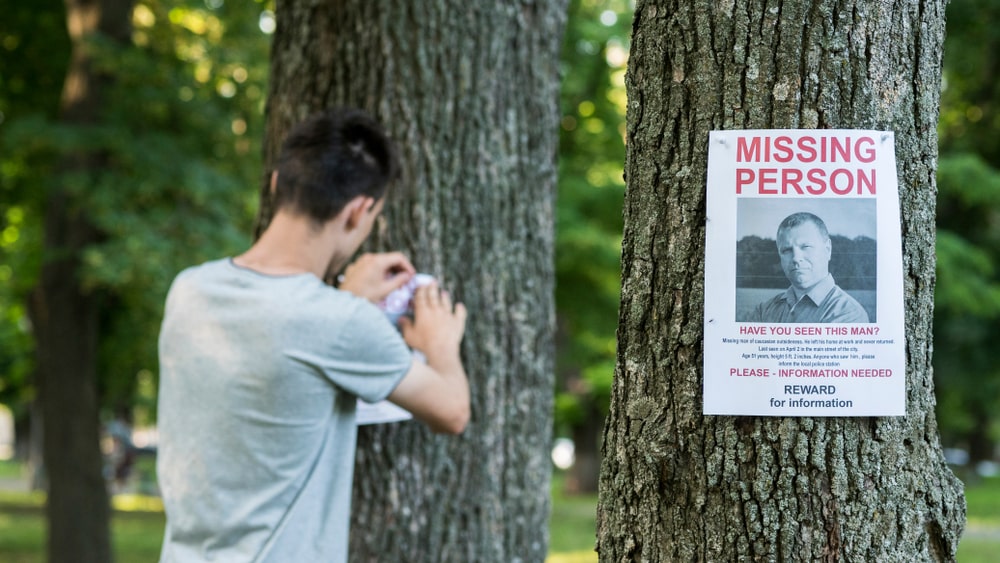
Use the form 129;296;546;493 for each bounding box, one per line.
965;522;1000;541
0;476;27;492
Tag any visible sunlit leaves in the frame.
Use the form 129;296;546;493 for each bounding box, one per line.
554;0;633;436
168;7;224;40
0;0;59;406
0;0;272;416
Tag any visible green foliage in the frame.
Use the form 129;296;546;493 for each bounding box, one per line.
548;472;598;561
0;0;638;450
934;0;1000;459
0;198;38;413
0;0;273;423
0;0;68;415
936;230;1000;317
554;0;632;434
938;0;1000;161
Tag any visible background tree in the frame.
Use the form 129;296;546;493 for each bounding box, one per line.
261;1;566;560
28;1;134;559
598;0;964;560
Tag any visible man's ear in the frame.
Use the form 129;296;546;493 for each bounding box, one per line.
344;196;374;230
269;171;278;195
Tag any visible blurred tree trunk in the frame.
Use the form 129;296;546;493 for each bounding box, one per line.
967;409;994;465
260;1;566;560
597;1;965;561
27;0;133;561
567;401;601;494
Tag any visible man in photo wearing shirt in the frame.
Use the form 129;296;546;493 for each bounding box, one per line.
748;211;870;323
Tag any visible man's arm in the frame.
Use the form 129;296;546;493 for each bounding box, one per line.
391;283;470;434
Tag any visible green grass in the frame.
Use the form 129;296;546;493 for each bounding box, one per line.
0;517;44;563
0;459;23;479
957;475;1000;563
548;472;597;562
0;489;164;562
0;467;996;561
0;475;596;562
965;475;1000;526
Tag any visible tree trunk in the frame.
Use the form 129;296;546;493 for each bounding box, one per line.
567;401;602;494
262;1;566;560
598;1;964;561
966;407;994;466
27;0;133;561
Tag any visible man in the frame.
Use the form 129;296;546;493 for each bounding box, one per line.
156;108;469;562
748;211;869;323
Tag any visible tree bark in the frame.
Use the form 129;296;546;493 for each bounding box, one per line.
598;1;964;561
28;0;133;561
262;1;566;560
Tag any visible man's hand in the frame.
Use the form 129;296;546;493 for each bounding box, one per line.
398;283;467;361
390;283;470;434
338;252;415;303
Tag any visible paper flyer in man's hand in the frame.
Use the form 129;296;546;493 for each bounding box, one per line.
703;130;905;416
356;399;412;425
356;273;438;425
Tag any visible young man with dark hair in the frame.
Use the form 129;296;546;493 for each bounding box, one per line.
156;109;469;562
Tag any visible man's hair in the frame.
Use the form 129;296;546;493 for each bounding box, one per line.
273;108;400;224
777;211;830;240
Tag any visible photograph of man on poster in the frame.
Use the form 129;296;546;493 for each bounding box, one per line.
735;199;876;323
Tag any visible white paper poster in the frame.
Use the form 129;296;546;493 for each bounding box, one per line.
356;398;413;426
703;129;905;416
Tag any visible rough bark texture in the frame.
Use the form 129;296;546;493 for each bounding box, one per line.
27;0;133;561
597;1;964;561
261;1;566;561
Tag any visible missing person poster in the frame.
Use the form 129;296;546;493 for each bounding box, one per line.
703;130;906;416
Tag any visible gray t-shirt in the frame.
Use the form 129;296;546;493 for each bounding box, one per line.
157;259;411;562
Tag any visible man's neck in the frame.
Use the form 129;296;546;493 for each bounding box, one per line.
233;211;343;278
791;273;833;301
